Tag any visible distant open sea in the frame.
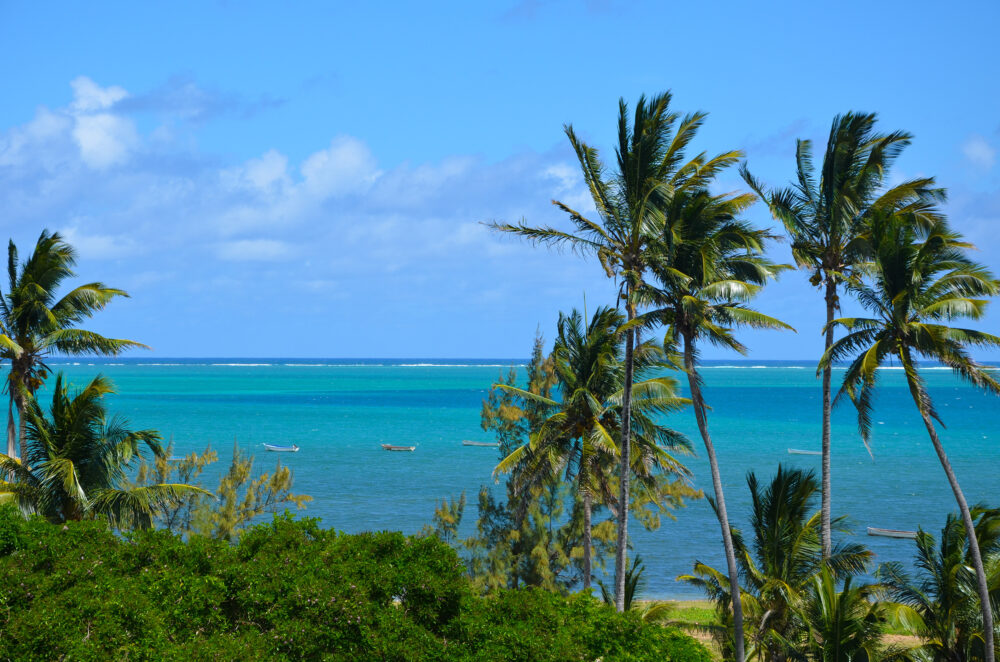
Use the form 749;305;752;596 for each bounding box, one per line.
39;358;1000;599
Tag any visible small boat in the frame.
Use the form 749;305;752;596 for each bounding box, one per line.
462;440;500;447
787;448;821;456
381;444;416;452
263;443;300;452
867;527;918;539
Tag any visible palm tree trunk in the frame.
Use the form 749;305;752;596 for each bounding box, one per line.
914;397;995;662
613;304;635;612
15;390;27;463
684;334;745;662
6;391;15;459
820;277;835;558
583;487;592;590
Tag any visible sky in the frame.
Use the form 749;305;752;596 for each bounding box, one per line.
1;0;999;359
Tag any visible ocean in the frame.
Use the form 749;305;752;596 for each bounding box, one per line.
34;359;1000;599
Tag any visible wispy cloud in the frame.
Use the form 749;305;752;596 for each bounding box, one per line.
115;74;286;123
963;134;996;170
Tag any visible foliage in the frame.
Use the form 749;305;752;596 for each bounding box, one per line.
741;112;940;301
494;306;696;587
135;440;311;541
0;506;711;661
428;325;697;595
680;465;871;661
599;554;675;624
0;373;204;529
786;566;914;662
454;330;594;593
0;230;145;459
880;507;1000;661
821;211;1000;448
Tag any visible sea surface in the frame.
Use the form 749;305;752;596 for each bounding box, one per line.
36;358;1000;599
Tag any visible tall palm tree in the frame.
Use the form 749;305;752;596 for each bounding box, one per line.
639;187;792;660
488;92;739;609
0;374;207;529
680;466;871;661
494;306;691;589
821;210;1000;662
882;508;1000;662
0;230;146;461
741;112;944;558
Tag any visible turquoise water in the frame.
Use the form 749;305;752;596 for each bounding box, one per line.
35;359;1000;599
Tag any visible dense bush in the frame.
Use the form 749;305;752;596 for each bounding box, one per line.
0;507;709;661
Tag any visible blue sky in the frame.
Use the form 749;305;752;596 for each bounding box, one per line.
1;0;998;358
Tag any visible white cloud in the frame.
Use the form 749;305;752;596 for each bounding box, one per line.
222;148;291;196
244;149;290;192
59;225;138;259
963;135;996;170
70;76;128;112
543;162;593;212
300;136;379;197
72;113;138;169
216;238;295;261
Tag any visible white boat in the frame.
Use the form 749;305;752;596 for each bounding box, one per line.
867;527;918;539
787;448;821;456
462;440;500;447
263;443;300;452
381;444;416;452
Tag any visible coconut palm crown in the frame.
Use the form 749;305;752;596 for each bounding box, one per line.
1;230;147;461
0;373;207;529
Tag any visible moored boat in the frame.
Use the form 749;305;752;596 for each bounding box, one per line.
462;440;499;447
381;444;416;452
867;526;917;539
263;443;300;452
787;448;821;456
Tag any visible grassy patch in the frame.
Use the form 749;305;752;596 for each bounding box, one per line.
666;600;717;628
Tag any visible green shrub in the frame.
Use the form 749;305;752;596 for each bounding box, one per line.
0;506;709;661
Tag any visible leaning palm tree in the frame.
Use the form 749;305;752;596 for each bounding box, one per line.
0;373;206;529
821;210;1000;662
494;306;691;589
488;92;739;609
880;507;1000;661
0;230;146;460
741;112;944;558
680;466;871;661
640;187;792;660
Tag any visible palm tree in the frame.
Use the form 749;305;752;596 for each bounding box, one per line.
638;187;792;660
494;306;692;589
679;466;871;661
488;91;739;609
0;373;207;529
821;210;1000;662
741;112;944;559
598;555;674;624
882;508;1000;662
0;230;146;461
790;566;913;662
